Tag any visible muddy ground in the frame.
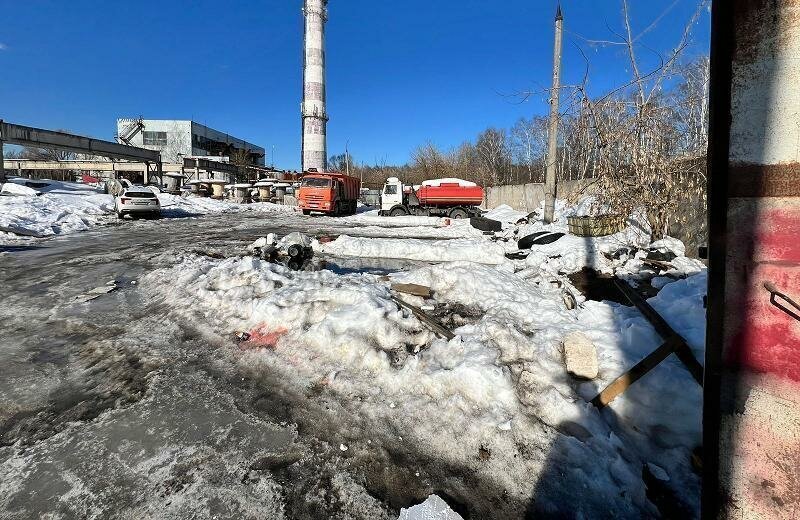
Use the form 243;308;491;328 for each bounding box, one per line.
0;214;489;519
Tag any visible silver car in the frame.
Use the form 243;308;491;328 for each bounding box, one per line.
114;186;161;219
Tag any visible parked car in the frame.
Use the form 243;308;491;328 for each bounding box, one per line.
114;186;161;219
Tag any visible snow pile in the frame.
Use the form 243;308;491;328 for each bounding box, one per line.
483;204;529;225
398;495;463;520
143;250;707;516
420;178;476;187
316;236;507;264
1;182;40;196
0;189;114;238
0;179;299;242
157;193;297;218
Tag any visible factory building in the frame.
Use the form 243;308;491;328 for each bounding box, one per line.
116;119;265;166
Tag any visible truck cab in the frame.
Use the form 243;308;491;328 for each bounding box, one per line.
297;171;360;216
380;177;404;213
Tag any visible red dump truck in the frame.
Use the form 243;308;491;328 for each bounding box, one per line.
297;171;360;216
378;177;484;218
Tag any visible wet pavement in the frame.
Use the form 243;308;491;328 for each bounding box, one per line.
0;213;461;519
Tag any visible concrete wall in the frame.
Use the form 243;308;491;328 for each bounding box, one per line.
484;180;588;213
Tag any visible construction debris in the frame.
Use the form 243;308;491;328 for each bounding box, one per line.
390;295;454;340
391;283;433;298
74;283;118;303
591;278;703;408
562;332;598;380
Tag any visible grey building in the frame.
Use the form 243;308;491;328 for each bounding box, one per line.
116;119;265;166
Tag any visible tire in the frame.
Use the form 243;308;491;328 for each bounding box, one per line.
518;232;566;249
334;202;341;217
469;216;502;232
116;211;125;220
389;206;408;217
287;244;303;258
449;208;469;219
302;209;311;216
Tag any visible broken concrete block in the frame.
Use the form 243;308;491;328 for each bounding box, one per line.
562;332;599;380
391;283;432;298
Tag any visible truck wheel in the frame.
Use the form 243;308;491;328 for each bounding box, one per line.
302;209;311;216
389;206;408;217
333;202;341;216
449;208;469;219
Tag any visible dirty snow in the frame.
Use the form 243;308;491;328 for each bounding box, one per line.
483;204;529;225
2;180;708;516
142;217;707;518
398;495;464;520
0;179;296;243
316;236;507;264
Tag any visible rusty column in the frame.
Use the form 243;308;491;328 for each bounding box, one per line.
704;0;800;516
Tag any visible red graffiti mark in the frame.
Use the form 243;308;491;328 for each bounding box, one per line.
755;209;800;262
241;326;288;350
725;206;800;381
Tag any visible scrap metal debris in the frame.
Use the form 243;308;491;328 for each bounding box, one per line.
390;295;455;340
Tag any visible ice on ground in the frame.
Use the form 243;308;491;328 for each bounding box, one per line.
316;236;507;264
398;495;464;520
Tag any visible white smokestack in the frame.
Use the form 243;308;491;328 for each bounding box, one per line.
301;0;328;172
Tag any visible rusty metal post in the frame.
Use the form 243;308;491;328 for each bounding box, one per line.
704;1;800;516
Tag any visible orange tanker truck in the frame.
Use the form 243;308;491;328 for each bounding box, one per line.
297;170;361;216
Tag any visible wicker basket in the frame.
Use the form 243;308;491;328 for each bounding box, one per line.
567;214;624;237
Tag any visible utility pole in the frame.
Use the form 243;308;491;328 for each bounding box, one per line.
345;139;350;176
544;3;563;224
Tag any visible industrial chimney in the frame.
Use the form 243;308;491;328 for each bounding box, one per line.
301;0;328;172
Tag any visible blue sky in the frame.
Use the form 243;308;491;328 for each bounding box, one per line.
0;1;709;169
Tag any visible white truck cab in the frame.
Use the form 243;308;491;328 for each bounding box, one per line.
381;177;404;213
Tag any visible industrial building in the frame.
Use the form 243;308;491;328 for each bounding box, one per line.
116;119;265;166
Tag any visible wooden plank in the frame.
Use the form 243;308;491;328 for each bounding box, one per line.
391;283;433;298
591;337;681;408
613;277;704;384
390;295;454;340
